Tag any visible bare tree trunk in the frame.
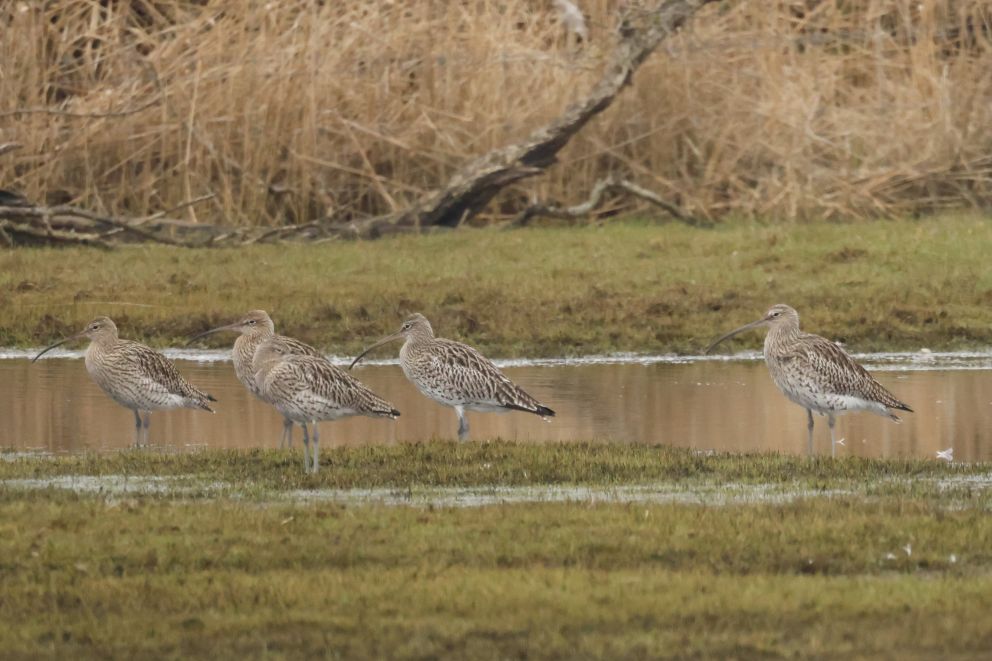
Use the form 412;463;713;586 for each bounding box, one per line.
378;0;719;231
0;0;718;247
513;176;707;227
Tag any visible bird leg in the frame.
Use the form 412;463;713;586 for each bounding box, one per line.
828;414;837;458
141;411;152;446
133;410;142;447
311;424;320;474
280;417;294;449
301;423;311;473
455;406;469;441
806;409;815;456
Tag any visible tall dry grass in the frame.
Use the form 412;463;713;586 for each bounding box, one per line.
1;0;990;226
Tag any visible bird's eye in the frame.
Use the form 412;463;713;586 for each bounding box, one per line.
247;320;256;325
771;311;780;317
402;323;411;330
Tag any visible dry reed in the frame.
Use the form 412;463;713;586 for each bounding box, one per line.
1;0;990;226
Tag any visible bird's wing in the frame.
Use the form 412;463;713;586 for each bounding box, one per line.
276;334;323;357
429;339;549;413
296;357;398;417
119;341;213;402
793;334;910;410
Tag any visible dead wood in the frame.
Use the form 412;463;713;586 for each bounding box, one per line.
374;0;719;232
0;200;423;248
1;0;716;247
512;176;707;227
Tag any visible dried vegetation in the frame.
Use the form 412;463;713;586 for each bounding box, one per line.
2;0;991;229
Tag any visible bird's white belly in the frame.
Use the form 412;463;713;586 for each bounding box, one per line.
401;354;510;412
87;361;184;411
778;383;887;416
403;365;460;407
274;391;356;424
465;402;509;413
101;382;186;411
414;381;461;407
407;377;504;411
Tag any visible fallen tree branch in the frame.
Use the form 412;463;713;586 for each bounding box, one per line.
512;176;708;227
0;218;113;249
136;193;217;225
0;0;717;247
0;201;419;247
0;96;163;120
379;0;719;231
0;197;219;247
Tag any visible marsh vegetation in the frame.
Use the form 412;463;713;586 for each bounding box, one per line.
3;1;991;227
2;216;990;353
2;445;992;657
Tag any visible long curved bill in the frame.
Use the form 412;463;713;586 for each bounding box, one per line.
704;319;765;355
186;322;240;346
349;332;403;370
32;333;84;363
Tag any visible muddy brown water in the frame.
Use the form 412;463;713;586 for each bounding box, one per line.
4;350;992;460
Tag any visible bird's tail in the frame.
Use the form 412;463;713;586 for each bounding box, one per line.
887;399;912;422
505;402;556;418
367;399;400;419
195;392;216;413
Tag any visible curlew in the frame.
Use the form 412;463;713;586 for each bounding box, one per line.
254;337;400;473
350;313;555;441
187;310;321;448
33;317;215;445
705;304;912;456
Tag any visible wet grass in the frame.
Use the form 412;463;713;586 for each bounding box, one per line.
3;214;992;356
4;445;992;657
0;442;987;497
3;481;992;658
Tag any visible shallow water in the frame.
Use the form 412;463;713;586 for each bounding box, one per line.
5;350;992;460
4;473;992;509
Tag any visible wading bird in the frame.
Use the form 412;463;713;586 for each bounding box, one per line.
187;310;320;448
254;337;400;473
33;317;215;445
705;304;912;456
350;313;554;440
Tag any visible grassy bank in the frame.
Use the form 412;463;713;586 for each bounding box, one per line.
0;443;985;495
2;445;992;658
3;215;992;355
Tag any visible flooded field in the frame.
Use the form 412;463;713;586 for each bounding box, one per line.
5;349;992;460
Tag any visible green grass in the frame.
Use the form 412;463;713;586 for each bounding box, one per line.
0;442;986;495
4;445;992;657
2;481;992;656
3;213;992;355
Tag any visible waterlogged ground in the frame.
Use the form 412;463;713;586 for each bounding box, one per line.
8;220;992;657
5;349;992;460
3;445;992;658
4;471;992;509
5;218;992;355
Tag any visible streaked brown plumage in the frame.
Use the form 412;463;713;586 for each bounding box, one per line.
706;303;912;456
255;337;400;473
187;310;320;447
350;313;554;440
33;316;215;445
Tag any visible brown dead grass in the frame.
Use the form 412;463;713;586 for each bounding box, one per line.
1;1;991;226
